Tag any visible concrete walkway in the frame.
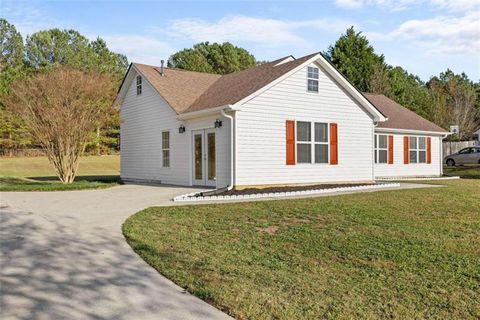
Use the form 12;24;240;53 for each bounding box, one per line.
0;185;233;320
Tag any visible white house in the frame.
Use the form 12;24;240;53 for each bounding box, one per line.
115;53;449;188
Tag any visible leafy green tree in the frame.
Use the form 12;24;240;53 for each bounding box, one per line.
387;66;433;120
23;28;128;153
427;70;479;140
89;37;128;82
325;27;385;92
25;29;128;81
168;42;256;74
0;18;31;150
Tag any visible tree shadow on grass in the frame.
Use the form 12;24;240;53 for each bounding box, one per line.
0;209;226;320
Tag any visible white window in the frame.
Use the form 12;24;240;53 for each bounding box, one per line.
375;134;388;164
162;131;170;167
136;75;142;95
409;136;426;164
296;121;329;164
307;66;319;92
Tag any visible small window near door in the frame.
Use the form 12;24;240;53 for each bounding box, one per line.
162;131;170;167
136;75;142;95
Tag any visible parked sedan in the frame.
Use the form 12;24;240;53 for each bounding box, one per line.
445;147;480;166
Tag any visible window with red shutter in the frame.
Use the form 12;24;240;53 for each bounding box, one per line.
330;123;338;165
427;137;431;164
403;136;409;164
388;135;394;164
286;120;295;165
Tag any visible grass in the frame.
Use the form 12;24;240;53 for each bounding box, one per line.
0;155;120;191
444;166;480;179
123;179;480;319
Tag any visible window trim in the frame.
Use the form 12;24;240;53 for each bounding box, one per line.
162;130;170;168
408;136;427;164
136;75;142;96
306;66;319;93
374;134;389;164
295;120;330;165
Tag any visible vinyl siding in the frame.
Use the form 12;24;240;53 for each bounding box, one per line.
235;63;375;186
120;69;230;187
374;132;442;177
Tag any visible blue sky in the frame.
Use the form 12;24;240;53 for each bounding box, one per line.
2;0;479;81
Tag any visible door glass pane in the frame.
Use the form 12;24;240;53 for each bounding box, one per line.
194;134;202;180
207;133;216;181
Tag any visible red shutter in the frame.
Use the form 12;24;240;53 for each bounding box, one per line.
427;137;431;164
403;136;409;164
330;123;338;165
388;135;394;164
286;120;295;165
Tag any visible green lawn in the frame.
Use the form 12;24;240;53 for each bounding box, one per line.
0;155;120;191
123;179;480;319
444;166;480;179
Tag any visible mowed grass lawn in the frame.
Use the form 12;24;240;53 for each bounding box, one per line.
0;155;120;191
123;178;480;319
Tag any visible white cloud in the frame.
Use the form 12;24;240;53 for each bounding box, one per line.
160;15;358;47
334;0;364;9
334;0;480;12
334;0;420;11
1;0;56;35
430;0;480;12
102;35;176;65
390;11;480;54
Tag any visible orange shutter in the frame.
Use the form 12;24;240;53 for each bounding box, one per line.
403;136;409;164
388;135;394;164
427;137;431;164
330;123;338;165
286;120;295;165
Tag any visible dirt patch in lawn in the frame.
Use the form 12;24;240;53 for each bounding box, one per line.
256;226;279;235
215;183;373;196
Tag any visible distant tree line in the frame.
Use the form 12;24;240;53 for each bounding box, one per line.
1;19;478;156
169;29;479;140
325;27;480;140
0;18;127;153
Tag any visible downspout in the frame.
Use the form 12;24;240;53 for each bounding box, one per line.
440;133;449;176
221;109;235;190
373;121;378;181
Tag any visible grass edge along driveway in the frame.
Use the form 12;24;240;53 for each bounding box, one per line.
123;179;480;320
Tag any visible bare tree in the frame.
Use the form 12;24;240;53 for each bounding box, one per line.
4;66;115;183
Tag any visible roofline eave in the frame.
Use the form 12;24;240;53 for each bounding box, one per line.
375;127;450;136
176;104;240;120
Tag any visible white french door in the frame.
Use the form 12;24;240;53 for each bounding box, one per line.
192;129;216;187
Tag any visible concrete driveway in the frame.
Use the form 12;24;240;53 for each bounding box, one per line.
0;185;232;320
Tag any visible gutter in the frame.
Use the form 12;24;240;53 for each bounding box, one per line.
375;127;451;136
177;104;241;120
221;108;235;191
